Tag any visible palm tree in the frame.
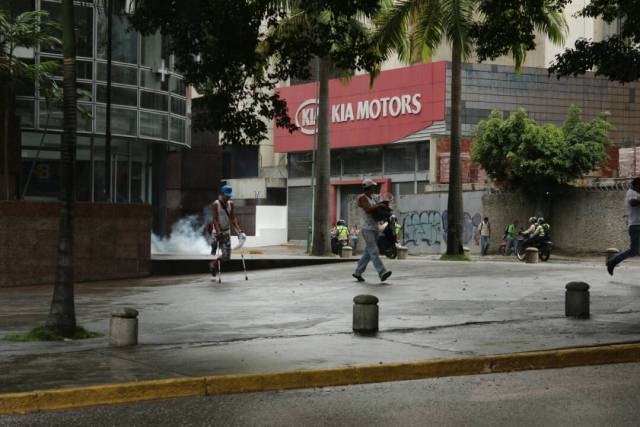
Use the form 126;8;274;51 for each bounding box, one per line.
45;0;77;336
0;9;59;200
373;0;566;255
262;2;377;256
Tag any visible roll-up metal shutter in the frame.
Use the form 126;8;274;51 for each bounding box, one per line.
287;186;312;240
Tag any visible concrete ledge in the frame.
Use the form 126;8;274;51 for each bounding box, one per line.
2;343;640;415
151;256;356;276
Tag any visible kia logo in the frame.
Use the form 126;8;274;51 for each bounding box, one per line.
294;98;319;135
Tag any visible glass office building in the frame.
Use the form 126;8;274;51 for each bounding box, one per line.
14;0;189;203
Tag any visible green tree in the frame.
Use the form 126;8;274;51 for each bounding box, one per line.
550;0;640;83
472;106;613;214
45;0;77;337
130;1;381;256
372;0;567;255
0;8;59;199
260;1;380;255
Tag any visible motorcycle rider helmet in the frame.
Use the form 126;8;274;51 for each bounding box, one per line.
337;219;346;226
389;214;397;221
537;217;545;224
529;216;537;224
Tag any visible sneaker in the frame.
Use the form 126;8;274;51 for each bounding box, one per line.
380;270;392;282
606;261;614;276
352;273;365;282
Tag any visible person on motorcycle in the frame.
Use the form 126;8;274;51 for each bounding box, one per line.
336;219;349;251
527;217;550;249
389;214;402;244
522;217;538;238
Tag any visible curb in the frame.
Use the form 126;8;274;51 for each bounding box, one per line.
2;342;640;415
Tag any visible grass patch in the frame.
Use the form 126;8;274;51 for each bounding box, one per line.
4;325;103;342
439;254;472;262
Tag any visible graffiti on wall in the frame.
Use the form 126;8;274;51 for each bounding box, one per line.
401;210;443;247
400;210;482;248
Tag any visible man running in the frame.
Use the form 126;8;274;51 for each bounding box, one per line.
607;177;640;275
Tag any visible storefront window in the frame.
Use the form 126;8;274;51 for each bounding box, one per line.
330;150;342;177
342;147;382;175
288;152;313;178
384;144;415;174
77;103;93;132
417;141;429;171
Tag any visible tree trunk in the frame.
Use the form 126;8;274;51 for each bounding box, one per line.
446;42;464;255
2;90;8;200
311;56;331;256
46;0;77;336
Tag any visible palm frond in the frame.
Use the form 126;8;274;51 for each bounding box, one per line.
372;0;419;64
441;0;476;60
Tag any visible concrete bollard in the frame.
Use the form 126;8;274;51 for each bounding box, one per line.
397;246;408;260
605;248;619;263
341;246;352;258
524;247;539;264
109;308;139;347
565;282;590;319
353;295;379;335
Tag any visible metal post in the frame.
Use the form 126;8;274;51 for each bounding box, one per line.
105;0;113;202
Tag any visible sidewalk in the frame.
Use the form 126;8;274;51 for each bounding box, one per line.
2;257;640;394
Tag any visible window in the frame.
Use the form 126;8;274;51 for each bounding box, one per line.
342;147;382;175
417;141;430;171
96;106;138;136
141;69;168;91
97;85;138;107
141;91;168;111
77;103;93;132
398;182;415;195
97;12;138;64
288;152;313;178
41;3;93;57
170;117;185;143
171;96;186;116
140;111;168;139
169;76;186;96
15;100;34;128
331;150;342;177
39;101;63;129
97;63;137;85
384;144;415;174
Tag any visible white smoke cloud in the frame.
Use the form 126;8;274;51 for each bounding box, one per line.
151;213;211;255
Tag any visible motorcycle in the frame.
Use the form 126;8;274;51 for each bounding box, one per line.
516;234;552;262
373;202;398;259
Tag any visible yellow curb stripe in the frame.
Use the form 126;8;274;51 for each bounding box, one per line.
2;343;640;415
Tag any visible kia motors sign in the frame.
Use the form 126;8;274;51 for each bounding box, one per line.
275;62;446;152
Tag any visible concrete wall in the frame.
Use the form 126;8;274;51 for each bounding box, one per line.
0;201;151;287
230;205;288;248
396;190;484;254
482;189;629;254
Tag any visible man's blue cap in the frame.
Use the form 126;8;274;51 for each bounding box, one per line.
221;185;234;198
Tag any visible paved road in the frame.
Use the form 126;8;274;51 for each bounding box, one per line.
2;362;640;426
2;258;640;392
